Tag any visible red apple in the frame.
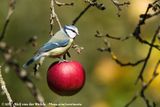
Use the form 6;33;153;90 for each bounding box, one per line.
47;61;85;96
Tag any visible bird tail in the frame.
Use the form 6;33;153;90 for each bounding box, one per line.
23;54;42;68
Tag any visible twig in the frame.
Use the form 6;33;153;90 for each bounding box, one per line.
133;0;160;38
94;1;160;107
0;0;16;41
72;3;92;25
110;0;130;17
139;54;160;107
0;43;45;106
97;38;145;67
96;26;160;107
0;66;15;107
49;0;62;36
136;36;160;51
110;0;130;11
133;3;152;37
125;92;138;107
7;60;45;107
84;0;106;10
140;11;160;20
132;0;160;51
126;60;160;107
26;36;38;47
105;34;132;41
72;0;105;25
72;43;84;54
125;26;160;107
95;31;160;52
152;0;160;4
55;0;74;7
136;25;160;83
95;30;132;41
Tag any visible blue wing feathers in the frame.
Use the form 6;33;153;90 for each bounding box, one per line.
23;54;42;68
39;39;69;52
23;39;70;68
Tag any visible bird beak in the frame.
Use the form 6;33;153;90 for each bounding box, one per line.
77;32;79;35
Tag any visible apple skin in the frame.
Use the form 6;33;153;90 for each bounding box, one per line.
47;61;85;96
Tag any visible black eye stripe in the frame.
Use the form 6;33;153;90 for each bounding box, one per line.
66;28;76;33
71;29;76;33
64;26;77;37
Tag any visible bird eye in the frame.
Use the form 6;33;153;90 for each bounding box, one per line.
71;30;76;33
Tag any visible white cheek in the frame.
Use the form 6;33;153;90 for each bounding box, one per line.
66;30;76;38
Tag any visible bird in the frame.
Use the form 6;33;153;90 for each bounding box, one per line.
23;25;79;68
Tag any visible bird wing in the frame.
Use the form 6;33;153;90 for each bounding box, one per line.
38;39;70;53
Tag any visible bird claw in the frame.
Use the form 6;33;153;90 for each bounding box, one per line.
58;59;68;63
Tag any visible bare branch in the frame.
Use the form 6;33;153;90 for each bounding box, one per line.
97;38;145;67
136;25;160;83
96;26;160;107
140;61;159;107
133;4;152;37
105;34;132;41
125;60;160;107
26;36;38;47
110;0;130;17
0;0;16;41
125;92;138;107
7;60;45;107
72;0;105;25
72;43;84;54
136;36;160;51
72;3;92;25
133;1;160;38
95;30;132;41
0;41;45;106
94;1;160;107
131;1;160;52
55;0;74;7
49;0;62;36
0;66;15;107
84;0;106;10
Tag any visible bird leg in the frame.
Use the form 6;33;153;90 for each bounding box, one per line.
63;51;71;60
59;56;68;63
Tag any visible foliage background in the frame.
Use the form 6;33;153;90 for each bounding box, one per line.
0;0;160;107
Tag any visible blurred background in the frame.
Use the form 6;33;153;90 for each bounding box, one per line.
0;0;160;107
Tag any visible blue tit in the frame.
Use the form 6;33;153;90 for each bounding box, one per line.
23;25;79;68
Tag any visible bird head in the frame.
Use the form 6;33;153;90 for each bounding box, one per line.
64;25;79;39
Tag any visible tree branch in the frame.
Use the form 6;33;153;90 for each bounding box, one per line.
72;3;92;25
7;60;45;107
55;0;74;7
0;0;16;41
110;0;130;16
126;60;160;107
136;25;160;83
72;0;105;25
0;66;15;107
125;92;138;107
49;0;62;36
95;30;132;41
97;38;145;67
